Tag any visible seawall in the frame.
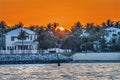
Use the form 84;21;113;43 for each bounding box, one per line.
72;53;120;61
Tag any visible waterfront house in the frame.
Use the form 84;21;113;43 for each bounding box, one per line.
5;28;38;54
105;27;120;43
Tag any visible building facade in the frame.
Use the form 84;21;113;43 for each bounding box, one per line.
105;27;120;43
5;28;38;54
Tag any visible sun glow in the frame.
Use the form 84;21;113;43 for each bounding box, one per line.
56;26;65;31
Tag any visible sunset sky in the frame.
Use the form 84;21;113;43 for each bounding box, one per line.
0;0;120;29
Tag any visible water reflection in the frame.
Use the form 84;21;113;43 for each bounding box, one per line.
0;63;120;80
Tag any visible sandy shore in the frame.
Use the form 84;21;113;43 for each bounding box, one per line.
0;63;120;80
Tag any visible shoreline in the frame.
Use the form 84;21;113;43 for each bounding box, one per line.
0;60;120;65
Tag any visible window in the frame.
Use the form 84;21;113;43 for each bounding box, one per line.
30;36;32;40
27;36;29;39
29;45;33;50
25;45;28;50
18;45;22;50
11;36;14;41
7;46;9;50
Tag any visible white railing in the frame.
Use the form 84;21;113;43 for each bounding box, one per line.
0;49;72;55
0;50;38;54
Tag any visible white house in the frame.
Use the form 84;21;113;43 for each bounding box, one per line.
42;48;71;54
105;27;120;43
47;48;71;53
5;28;38;54
93;27;120;51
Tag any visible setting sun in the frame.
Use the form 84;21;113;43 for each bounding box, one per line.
56;26;65;31
58;26;65;31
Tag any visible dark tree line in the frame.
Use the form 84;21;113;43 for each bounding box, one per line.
0;19;120;52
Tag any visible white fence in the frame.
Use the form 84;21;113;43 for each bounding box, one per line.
0;50;38;54
0;49;71;54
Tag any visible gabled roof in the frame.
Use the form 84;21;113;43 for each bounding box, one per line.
7;28;35;35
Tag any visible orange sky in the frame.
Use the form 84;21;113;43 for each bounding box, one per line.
0;0;120;29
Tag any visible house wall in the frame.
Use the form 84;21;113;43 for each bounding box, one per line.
105;27;120;42
5;34;37;47
5;28;38;51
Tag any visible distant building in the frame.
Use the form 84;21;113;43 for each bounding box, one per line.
105;27;120;43
5;28;38;53
92;27;120;51
44;48;71;54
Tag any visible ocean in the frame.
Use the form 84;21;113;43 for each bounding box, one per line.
0;63;120;80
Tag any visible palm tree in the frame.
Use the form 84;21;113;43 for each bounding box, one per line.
80;35;92;53
71;21;83;35
46;22;56;33
0;21;7;50
61;35;80;52
17;29;28;53
115;21;120;28
98;28;108;52
89;26;108;52
36;27;56;51
101;22;107;28
9;22;24;31
111;34;117;51
14;22;24;28
106;19;114;27
85;23;95;32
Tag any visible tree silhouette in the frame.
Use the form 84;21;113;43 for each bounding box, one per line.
106;19;114;27
36;26;56;50
115;21;120;28
17;29;28;53
0;21;7;50
71;21;82;34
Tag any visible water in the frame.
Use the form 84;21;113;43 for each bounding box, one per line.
0;63;120;80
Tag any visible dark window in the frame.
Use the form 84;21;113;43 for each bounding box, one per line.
28;36;29;39
7;47;9;50
30;36;32;40
15;46;16;50
11;37;14;41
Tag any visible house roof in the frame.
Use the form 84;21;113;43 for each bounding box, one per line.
7;28;35;35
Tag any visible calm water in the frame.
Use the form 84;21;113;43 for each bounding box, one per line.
0;63;120;80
